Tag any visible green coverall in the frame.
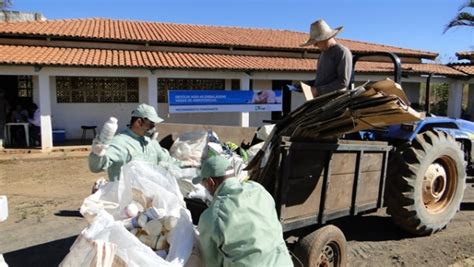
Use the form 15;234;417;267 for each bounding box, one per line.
89;128;181;181
198;177;293;267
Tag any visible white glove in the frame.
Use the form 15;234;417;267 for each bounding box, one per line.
91;137;109;157
151;131;159;141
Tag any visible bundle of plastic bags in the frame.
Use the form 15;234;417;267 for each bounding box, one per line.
170;131;210;167
61;161;200;267
167;131;243;198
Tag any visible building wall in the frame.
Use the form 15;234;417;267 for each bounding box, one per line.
1;65;468;144
467;84;474;120
49;76;246;139
291;91;307;111
0;10;46;22
37;75;281;138
401;82;421;106
50;76;139;139
41;75;438;139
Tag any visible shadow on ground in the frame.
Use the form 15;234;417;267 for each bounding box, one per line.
54;210;82;217
3;236;77;267
332;215;412;242
460;202;474;211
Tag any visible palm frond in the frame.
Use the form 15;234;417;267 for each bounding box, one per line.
0;0;12;9
444;11;474;33
458;0;474;11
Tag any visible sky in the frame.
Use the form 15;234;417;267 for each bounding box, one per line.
11;0;474;63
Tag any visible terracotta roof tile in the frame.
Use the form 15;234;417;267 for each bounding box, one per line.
0;45;463;77
456;51;474;57
0;18;437;58
455;51;474;61
450;64;474;75
354;61;465;76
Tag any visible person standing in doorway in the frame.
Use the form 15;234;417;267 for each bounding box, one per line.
300;19;353;97
27;103;41;146
0;89;8;140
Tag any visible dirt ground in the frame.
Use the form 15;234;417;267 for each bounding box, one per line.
0;153;473;267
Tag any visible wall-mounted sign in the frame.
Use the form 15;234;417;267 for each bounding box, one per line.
168;90;282;113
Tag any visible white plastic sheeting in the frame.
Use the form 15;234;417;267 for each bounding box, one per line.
170;131;209;167
63;161;198;267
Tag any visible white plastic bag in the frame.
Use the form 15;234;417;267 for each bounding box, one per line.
69;161;197;267
159;161;199;197
0;254;8;267
246;142;264;162
228;153;248;182
60;213;122;267
61;211;168;267
119;161;185;216
256;124;275;141
0;195;8;222
170;131;208;167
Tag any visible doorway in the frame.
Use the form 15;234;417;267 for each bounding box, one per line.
0;75;33;141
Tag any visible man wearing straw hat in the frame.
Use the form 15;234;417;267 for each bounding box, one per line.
301;19;353;97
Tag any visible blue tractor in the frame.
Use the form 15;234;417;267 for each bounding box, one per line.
352;52;474;235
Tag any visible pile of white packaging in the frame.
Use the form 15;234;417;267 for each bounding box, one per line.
61;161;200;267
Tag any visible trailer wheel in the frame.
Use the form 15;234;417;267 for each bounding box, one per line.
386;130;466;235
293;225;347;267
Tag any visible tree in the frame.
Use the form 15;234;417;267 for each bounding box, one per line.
444;0;474;33
0;0;12;10
430;83;450;116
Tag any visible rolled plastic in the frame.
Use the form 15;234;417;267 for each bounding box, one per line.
155;249;168;259
144;219;163;236
144;207;166;220
137;213;149;228
99;117;118;145
164;216;178;231
122;217;140;230
138;234;158;249
155;235;169;251
124;203;139;218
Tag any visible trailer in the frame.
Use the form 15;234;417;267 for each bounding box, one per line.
186;137;391;266
275;137;391;266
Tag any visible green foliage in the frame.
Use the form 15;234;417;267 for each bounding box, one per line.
0;0;12;10
420;82;450;116
444;0;474;33
430;83;449;116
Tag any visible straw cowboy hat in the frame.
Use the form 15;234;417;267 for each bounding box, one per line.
300;19;343;47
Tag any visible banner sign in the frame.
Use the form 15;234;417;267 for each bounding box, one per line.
168;90;282;113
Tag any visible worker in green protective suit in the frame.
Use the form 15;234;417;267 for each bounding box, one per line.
89;103;182;181
193;155;293;267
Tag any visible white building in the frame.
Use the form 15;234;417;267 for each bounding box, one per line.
0;18;470;150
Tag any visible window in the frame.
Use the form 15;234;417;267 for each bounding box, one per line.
17;75;32;98
230;79;253;90
56;76;139;103
157;78;225;103
231;79;240;90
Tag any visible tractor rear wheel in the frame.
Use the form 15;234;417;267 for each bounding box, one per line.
386;130;466;235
